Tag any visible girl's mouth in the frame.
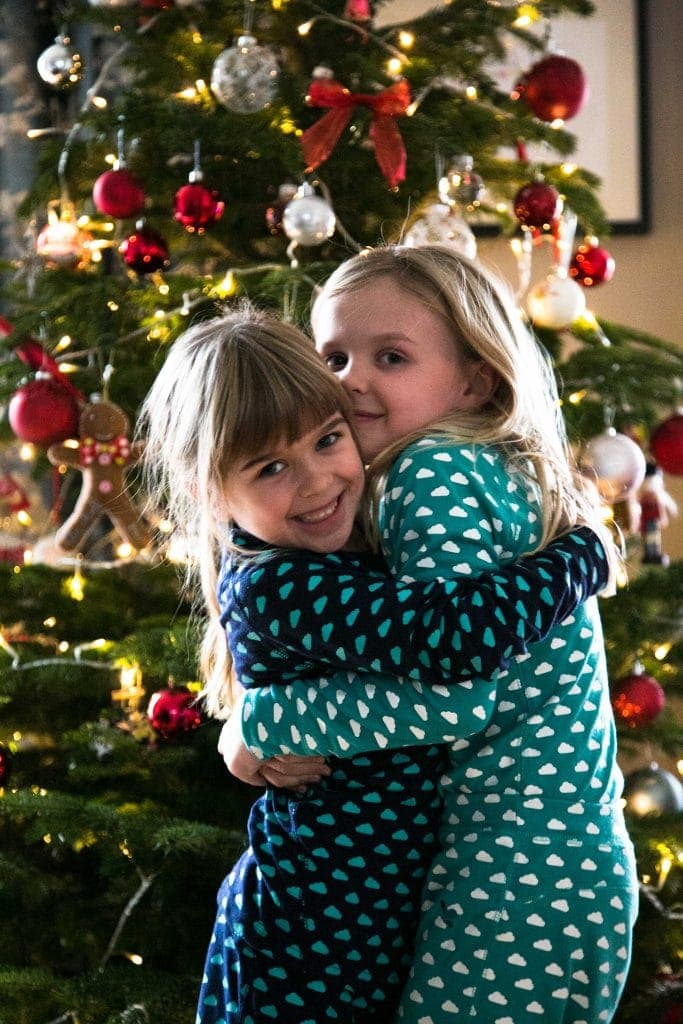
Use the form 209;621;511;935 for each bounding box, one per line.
296;495;341;524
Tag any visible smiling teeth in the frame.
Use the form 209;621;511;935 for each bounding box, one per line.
299;498;339;523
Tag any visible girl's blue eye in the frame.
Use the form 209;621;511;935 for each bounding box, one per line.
381;351;405;365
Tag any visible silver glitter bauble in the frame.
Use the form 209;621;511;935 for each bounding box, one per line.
282;184;336;247
211;34;278;114
438;155;485;208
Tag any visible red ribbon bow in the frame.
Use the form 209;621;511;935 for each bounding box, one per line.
301;78;411;189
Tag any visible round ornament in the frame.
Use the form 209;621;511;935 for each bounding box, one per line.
119;221;170;273
515;54;588;122
578;427;647;504
37;36;83;89
147;685;202;741
623;763;683;818
527;273;586;329
403;202;477;260
211;34;279;114
282;184;336;247
570;240;615;287
438;155;485;209
173;182;224;231
650;414;683;476
8;375;81;446
343;0;371;21
611;664;665;727
265;183;299;235
93;167;146;219
0;745;12;786
513;181;562;230
36;213;92;267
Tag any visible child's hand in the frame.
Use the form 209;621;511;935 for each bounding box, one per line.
260;754;331;792
217;707;266;787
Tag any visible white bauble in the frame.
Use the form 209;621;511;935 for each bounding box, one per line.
579;427;647;503
37;37;83;89
211;35;278;114
282;185;336;247
403;203;477;260
527;273;586;329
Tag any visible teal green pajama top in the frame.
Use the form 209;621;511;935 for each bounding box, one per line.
242;437;639;1024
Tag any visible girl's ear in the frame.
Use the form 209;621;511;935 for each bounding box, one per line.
461;360;498;408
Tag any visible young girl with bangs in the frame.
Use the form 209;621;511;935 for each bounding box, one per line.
139;301;610;1024
223;247;639;1024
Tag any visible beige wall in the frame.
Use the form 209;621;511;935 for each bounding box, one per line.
383;0;683;556
482;0;683;558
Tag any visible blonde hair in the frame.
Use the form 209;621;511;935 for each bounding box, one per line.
313;244;617;577
138;303;356;717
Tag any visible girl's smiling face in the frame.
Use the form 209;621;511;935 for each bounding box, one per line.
219;414;365;553
312;276;490;463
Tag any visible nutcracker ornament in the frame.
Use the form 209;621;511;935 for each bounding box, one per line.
638;462;678;566
47;397;151;552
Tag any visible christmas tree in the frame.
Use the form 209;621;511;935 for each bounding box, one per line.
0;1;681;1021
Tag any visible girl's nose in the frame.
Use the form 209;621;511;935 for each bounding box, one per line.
298;460;331;497
339;361;367;394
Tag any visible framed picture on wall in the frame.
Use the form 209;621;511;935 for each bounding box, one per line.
487;0;650;233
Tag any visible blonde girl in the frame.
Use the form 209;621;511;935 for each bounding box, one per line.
228;248;639;1024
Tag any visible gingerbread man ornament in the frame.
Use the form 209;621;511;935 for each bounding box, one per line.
48;398;151;552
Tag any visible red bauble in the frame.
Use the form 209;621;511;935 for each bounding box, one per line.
0;744;12;786
516;54;588;122
173;183;224;231
611;667;665;727
93;168;146;219
344;0;371;21
650;414;683;476
119;221;169;274
513;181;562;230
147;685;202;741
570;241;615;287
8;375;80;446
